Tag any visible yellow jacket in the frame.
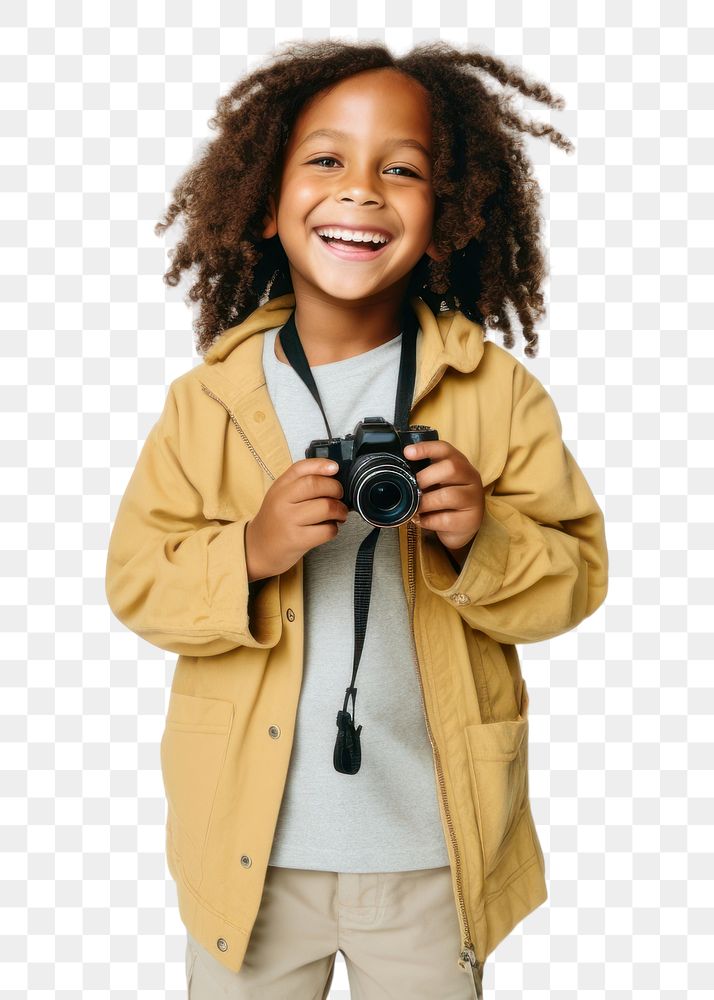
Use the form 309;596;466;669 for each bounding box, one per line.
105;292;608;978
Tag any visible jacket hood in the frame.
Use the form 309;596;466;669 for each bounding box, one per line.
202;293;487;401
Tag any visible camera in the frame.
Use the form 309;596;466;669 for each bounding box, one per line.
305;417;439;528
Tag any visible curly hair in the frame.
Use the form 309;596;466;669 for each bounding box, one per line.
154;39;574;359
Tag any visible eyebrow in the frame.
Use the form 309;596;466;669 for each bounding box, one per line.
296;128;430;158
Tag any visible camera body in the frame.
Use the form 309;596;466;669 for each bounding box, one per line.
305;416;439;527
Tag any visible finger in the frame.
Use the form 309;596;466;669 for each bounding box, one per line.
290;459;342;492
415;508;470;532
295;457;340;479
404;440;456;463
294;497;348;526
417;484;476;516
415;457;472;493
294;474;344;503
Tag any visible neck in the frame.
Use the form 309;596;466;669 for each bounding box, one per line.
285;287;410;367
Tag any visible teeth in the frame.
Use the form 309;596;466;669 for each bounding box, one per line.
315;228;389;244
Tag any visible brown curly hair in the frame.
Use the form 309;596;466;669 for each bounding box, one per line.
154;38;574;359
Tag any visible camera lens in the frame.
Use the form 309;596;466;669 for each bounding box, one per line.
349;455;419;527
369;481;401;512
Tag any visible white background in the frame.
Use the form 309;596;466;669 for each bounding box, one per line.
3;1;713;996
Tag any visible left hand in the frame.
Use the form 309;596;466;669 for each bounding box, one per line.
403;440;485;553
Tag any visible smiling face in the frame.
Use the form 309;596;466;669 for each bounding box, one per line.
262;67;442;310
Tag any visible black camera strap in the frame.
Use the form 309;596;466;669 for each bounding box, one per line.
278;299;420;774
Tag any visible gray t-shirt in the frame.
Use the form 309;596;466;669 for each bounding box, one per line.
262;324;450;872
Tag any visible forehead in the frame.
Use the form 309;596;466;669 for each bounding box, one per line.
288;69;432;146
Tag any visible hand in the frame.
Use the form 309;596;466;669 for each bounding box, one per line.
245;458;348;581
403;440;485;555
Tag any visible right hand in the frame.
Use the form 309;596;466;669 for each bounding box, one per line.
245;458;348;582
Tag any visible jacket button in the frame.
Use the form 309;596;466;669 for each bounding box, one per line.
286;608;295;622
451;592;470;605
217;938;228;952
268;725;281;739
253;411;265;422
240;854;252;868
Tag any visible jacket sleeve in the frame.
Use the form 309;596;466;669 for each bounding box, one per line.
105;382;282;657
416;364;609;644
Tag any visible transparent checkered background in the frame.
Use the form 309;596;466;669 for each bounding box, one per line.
3;1;713;997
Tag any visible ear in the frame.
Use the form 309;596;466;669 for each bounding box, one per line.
424;236;448;263
262;193;278;240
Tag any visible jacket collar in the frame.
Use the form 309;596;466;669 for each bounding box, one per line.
202;293;485;398
196;293;486;481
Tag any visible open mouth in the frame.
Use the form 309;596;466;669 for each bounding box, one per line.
314;231;391;260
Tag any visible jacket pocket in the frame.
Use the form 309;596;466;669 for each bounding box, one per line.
160;692;234;880
464;678;530;879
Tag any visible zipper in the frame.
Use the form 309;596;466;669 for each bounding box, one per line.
409;362;486;990
406;518;484;993
200;375;485;990
199;383;276;482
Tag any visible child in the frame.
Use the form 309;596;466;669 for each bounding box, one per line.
105;38;608;999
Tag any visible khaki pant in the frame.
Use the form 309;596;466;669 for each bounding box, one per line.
185;864;484;998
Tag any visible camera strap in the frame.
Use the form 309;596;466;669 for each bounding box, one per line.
278;299;420;774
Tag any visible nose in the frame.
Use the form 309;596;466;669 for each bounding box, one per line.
338;188;382;207
337;164;384;206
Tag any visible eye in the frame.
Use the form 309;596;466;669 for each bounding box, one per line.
307;157;421;178
385;166;419;177
309;156;340;168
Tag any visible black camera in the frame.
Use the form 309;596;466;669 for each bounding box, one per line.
305;417;439;527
